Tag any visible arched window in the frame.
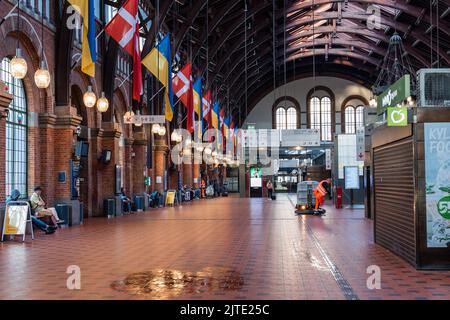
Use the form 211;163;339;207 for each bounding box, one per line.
273;97;300;129
309;96;333;141
1;57;28;197
344;105;365;133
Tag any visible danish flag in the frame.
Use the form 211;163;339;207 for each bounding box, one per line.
202;90;212;127
172;63;194;133
105;0;143;102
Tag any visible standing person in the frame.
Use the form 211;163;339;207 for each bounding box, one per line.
266;180;274;200
30;186;64;225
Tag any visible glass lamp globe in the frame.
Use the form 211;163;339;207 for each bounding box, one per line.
195;144;204;152
152;123;161;134
83;86;97;108
158;125;166;136
34;61;50;89
171;131;180;142
10;49;27;79
96;92;109;113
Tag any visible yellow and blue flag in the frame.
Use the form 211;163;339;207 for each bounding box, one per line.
193;78;203;138
223;116;231;140
142;33;174;121
68;0;96;77
212;101;220;130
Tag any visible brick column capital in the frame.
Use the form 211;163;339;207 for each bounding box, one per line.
102;122;122;138
154;138;169;153
38;113;57;127
0;81;12;118
53;106;83;128
90;128;104;138
124;138;135;146
133;131;147;146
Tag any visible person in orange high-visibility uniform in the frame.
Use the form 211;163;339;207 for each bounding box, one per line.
314;179;331;210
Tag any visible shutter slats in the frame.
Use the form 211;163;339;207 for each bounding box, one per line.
374;139;416;266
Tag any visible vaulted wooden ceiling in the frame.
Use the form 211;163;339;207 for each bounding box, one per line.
115;0;450;125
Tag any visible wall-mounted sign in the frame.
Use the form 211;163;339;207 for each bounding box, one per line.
325;149;332;170
156;176;162;184
281;129;320;147
377;74;411;115
387;107;408;127
344;166;360;190
144;176;151;186
424;123;450;248
124;115;165;124
356;127;365;161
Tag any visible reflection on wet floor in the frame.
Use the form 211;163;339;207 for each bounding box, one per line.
111;267;244;298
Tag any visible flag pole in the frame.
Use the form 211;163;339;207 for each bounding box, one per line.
70;28;106;70
0;2;18;27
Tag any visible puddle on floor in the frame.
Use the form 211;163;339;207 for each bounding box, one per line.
111;267;244;297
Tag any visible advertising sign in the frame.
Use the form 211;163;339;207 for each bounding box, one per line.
3;205;28;235
387;107;408;127
424;123;450;248
165;190;176;206
250;167;262;188
377;74;411;115
344;166;360;190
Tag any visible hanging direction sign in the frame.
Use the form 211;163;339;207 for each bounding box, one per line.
280;129;321;147
124;115;166;124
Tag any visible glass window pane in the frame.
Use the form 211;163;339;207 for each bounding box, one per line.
356;106;365;129
276;107;286;130
345;106;355;134
1;58;28;198
321;97;332;141
286;107;297;129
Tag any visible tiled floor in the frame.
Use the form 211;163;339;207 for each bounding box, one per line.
0;195;449;300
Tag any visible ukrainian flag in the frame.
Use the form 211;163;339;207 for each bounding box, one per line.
223;116;230;140
193;78;203;138
211;101;220;130
68;0;96;77
142;34;174;121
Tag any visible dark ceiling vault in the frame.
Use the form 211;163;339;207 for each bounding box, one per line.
106;0;450;125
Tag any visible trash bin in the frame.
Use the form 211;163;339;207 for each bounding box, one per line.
103;198;116;217
133;195;144;212
56;204;71;227
335;186;343;209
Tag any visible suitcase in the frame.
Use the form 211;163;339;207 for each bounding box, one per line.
271;194;276;200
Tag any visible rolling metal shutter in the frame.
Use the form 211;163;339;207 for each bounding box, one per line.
373;138;416;266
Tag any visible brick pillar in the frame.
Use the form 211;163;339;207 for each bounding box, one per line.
0;83;12;205
124;138;134;196
53;106;82;203
192;163;200;188
90;128;104;216
100;123;122;201
38;113;57;205
183;162;193;187
154;137;168;193
132;131;147;195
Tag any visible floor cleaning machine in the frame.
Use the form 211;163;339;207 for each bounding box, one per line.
295;181;326;215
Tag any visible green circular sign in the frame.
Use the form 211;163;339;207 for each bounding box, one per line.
437;195;450;219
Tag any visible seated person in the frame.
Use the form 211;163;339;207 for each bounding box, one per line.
30;186;64;226
7;189;56;234
120;187;132;213
149;190;163;208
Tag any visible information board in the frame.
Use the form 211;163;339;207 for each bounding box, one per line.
165;190;176;206
344;166;360;189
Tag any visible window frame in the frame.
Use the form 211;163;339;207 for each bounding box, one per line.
1;57;28;198
306;86;335;141
272;96;301;130
341;96;369;134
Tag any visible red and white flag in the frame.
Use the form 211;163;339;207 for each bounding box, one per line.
105;0;143;102
202;90;212;122
172;63;194;133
